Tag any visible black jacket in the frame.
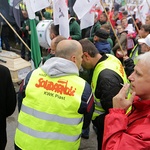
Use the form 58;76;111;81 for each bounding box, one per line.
92;54;124;149
94;54;123;114
0;65;16;150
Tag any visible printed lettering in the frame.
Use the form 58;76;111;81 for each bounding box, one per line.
55;94;65;100
59;8;64;18
39;73;47;77
44;91;54;97
35;78;76;96
119;64;124;77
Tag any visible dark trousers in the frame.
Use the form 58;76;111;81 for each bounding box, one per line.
1;25;10;51
0;133;6;150
21;37;31;60
92;115;105;150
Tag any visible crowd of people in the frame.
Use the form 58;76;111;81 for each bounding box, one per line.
1;1;150;150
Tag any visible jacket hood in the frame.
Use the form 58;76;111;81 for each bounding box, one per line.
41;57;79;77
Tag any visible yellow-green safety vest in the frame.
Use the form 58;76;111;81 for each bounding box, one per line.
129;44;139;64
91;54;129;120
15;68;86;150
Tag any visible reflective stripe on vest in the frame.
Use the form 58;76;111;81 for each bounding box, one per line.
21;104;82;125
15;68;85;150
92;54;128;120
18;123;79;142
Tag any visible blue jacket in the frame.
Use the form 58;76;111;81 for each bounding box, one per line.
95;41;111;54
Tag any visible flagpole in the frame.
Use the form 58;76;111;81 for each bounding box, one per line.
0;13;31;51
124;0;140;34
40;11;43;18
100;0;125;56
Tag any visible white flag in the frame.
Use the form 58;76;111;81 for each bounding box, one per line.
135;0;150;24
24;0;35;19
115;0;122;5
52;0;59;25
53;0;69;38
80;10;94;30
105;0;113;10
30;0;50;13
73;0;99;19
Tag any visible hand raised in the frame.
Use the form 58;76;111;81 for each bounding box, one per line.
113;84;136;111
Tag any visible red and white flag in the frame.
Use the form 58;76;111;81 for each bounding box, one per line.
135;0;150;24
80;7;95;30
73;0;99;19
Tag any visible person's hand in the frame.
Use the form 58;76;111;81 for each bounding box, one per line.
116;49;127;58
123;55;129;61
26;26;29;30
113;84;136;111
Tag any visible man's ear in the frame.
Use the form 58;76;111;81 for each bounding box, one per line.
83;52;90;60
51;33;56;39
70;55;76;63
93;35;98;42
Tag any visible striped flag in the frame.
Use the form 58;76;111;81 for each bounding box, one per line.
30;19;42;69
24;0;42;69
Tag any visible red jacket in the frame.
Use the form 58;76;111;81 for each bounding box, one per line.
102;97;150;150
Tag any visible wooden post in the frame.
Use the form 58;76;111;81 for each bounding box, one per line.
124;0;140;34
100;0;125;56
0;13;31;51
40;11;44;19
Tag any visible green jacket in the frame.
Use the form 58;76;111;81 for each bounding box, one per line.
22;19;39;40
88;21;101;42
69;18;81;40
43;12;52;20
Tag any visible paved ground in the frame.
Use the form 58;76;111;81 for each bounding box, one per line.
5;83;97;150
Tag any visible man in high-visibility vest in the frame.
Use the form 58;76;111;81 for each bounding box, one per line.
14;40;94;150
79;39;129;150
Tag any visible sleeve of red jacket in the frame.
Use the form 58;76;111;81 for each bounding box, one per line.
102;108;150;150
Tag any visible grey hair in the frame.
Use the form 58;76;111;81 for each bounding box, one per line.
136;52;150;67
